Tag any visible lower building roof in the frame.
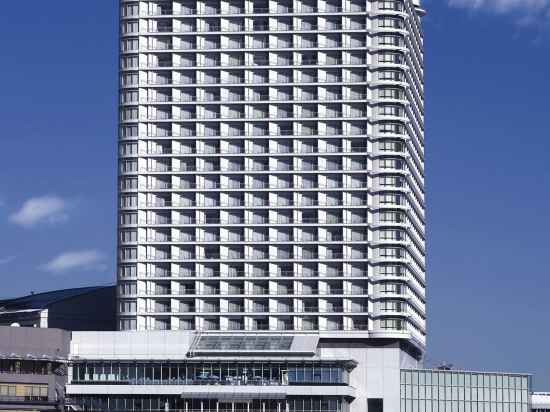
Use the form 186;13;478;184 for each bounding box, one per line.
0;286;113;312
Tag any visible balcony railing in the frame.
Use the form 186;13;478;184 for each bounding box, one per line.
138;6;367;17
138;23;370;33
138;254;369;262
133;130;369;140
134;146;370;156
143;270;368;279
135;182;373;191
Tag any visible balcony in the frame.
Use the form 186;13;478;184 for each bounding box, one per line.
346;323;369;331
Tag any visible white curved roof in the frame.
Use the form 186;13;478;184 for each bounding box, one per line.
532;393;550;409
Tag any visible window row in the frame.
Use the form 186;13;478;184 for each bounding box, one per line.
400;399;528;412
118;123;411;139
120;69;406;90
121;0;405;18
118;228;406;243
71;361;348;386
117;262;407;279
118;139;406;155
0;383;48;400
121;0;401;17
401;384;529;403
121;67;410;86
75;395;344;412
401;371;530;390
0;359;57;375
121;37;406;53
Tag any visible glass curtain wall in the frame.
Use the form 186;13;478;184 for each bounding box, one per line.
400;369;531;412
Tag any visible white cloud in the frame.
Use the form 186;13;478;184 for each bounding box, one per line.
0;256;16;265
449;0;550;13
448;0;550;27
41;250;105;274
9;195;69;228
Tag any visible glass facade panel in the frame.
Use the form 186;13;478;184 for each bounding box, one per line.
400;370;531;412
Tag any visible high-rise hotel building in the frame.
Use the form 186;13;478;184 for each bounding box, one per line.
4;3;546;412
117;0;426;348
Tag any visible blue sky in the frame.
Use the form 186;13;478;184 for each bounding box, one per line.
0;0;549;388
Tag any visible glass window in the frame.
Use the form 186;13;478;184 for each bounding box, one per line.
412;385;419;400
419;371;425;385
288;366;297;382
452;373;458;386
322;367;331;383
425;372;432;386
169;365;178;383
296;366;305;382
313;367;322;383
304;366;313;382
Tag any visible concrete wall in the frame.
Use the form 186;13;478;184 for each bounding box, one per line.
70;330;195;360
0;326;70;358
318;340;420;412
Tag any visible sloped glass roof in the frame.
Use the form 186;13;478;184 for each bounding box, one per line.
194;335;293;351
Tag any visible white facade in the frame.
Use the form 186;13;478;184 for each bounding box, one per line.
532;393;550;411
117;0;426;348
